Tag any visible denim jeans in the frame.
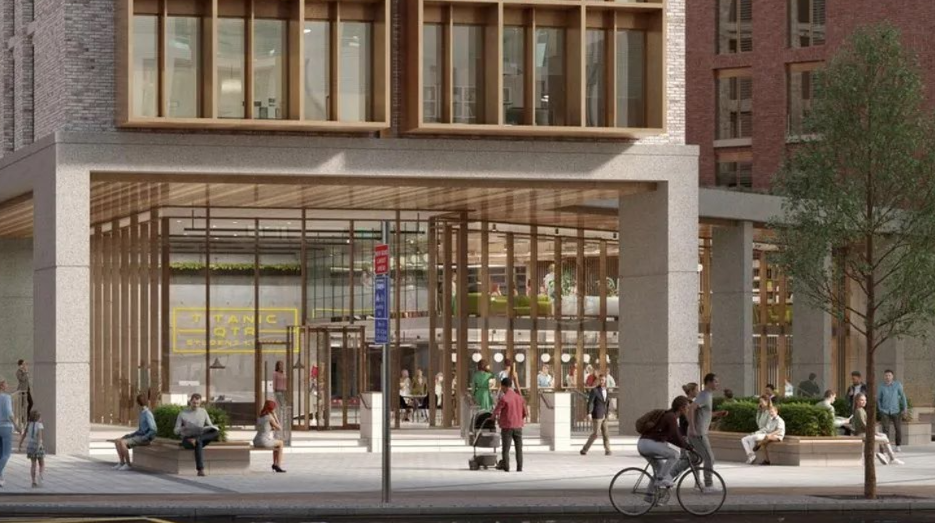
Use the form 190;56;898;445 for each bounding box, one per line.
181;431;219;471
0;425;13;478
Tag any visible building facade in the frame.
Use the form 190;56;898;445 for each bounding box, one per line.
686;0;935;408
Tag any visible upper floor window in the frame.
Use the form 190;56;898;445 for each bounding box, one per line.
412;1;663;137
718;0;752;54
790;0;825;48
716;152;753;189
119;0;389;131
716;71;752;142
788;63;820;137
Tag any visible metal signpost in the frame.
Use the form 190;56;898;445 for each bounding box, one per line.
375;227;391;503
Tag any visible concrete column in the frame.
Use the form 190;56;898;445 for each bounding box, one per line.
618;181;698;433
539;391;571;451
710;222;754;396
32;160;90;455
791;296;832;395
360;392;383;452
875;337;905;387
0;239;33;380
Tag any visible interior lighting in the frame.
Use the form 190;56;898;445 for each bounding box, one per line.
514;353;525;363
541;353;550;363
494;353;504;363
471;353;482;363
561;353;571;363
451;353;457;363
583;354;591;364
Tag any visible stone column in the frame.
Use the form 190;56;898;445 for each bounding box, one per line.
539;391;571;451
791;296;832;395
618;181;698;433
32;160;90;455
710;222;754;396
360;392;383;452
0;239;33;379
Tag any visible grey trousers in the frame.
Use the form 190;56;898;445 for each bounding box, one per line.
689;434;715;485
637;438;680;484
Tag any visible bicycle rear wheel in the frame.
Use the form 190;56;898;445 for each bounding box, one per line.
609;467;657;517
676;466;726;516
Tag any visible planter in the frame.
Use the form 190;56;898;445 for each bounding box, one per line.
877;420;932;446
133;438;251;476
708;431;863;467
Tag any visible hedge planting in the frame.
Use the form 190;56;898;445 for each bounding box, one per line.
153;404;230;442
714;395;851;418
716;401;834;437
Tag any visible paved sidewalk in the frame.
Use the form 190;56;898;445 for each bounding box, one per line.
2;444;935;517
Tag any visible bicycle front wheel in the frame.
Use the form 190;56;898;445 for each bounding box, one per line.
676;466;726;517
609;467;657;517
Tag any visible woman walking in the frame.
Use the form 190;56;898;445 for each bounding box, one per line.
254;400;286;473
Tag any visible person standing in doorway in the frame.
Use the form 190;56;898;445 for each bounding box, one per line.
16;360;31;416
0;379;14;487
878;369;908;452
846;371;867;414
686;374;728;486
493;377;527;472
579;374;612;456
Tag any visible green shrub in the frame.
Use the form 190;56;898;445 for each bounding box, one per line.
715;401;833;437
153;404;230;442
713;396;757;411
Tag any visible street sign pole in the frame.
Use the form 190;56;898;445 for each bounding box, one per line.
377;223;391;503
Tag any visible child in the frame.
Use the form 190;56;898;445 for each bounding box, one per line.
18;411;45;487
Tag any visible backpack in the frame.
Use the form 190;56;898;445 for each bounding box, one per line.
635;409;667;435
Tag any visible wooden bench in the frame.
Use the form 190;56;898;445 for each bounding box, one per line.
132;437;252;476
708;431;864;467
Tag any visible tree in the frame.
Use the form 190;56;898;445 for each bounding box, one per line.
771;24;935;499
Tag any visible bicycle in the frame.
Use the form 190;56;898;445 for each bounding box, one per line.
609;447;727;517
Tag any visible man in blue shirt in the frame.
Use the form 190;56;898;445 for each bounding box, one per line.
113;394;157;471
877;369;908;452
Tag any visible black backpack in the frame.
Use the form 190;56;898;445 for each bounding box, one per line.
635;409;667;435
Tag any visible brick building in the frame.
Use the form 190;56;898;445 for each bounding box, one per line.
687;0;935;191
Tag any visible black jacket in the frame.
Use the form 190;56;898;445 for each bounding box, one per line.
587;387;611;420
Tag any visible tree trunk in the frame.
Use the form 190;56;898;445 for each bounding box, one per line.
864;343;876;499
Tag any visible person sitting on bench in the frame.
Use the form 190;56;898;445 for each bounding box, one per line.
174;393;219;477
741;405;785;466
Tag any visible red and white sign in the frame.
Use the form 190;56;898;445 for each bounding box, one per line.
374;244;390;275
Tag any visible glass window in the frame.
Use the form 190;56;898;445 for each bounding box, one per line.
340;22;372;122
452;25;485;124
535;27;565;126
716;161;753;189
217;18;246;118
788;69;814;136
585;30;606;127
304;21;331;121
132;15;159;118
503;26;525;125
616;30;645;127
718;0;752;54
166;17;201;118
790;0;825;48
423;24;443;123
716;75;752;140
254;19;287;120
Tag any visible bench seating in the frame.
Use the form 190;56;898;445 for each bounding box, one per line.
708;431;863;467
132;437;252;476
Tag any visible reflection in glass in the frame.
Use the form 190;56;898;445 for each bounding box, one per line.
166;17;201;118
616;30;645;128
340;22;372;121
585;30;606;127
452;25;485;124
423;24;443;123
132;15;158;118
503;27;525;125
304;21;331;120
217;18;246;118
254;19;287;119
535;27;565;126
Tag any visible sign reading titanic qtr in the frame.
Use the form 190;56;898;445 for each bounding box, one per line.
172;307;299;354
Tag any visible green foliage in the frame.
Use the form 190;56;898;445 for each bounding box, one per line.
170;262;301;275
153;404;229;442
716;400;834;437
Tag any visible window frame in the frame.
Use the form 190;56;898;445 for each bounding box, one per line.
117;0;390;132
714;68;752;147
715;150;753;190
717;0;752;55
786;61;822;140
788;0;826;49
408;0;665;138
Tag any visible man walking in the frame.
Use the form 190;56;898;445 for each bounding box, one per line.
846;371;867;414
580;374;612;456
877;369;908;452
687;373;728;487
493;377;527;472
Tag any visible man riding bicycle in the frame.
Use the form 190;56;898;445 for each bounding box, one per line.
636;396;693;490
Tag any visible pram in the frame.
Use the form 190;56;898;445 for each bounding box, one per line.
468;410;501;470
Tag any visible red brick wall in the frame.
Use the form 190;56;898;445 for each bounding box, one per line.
687;0;935;191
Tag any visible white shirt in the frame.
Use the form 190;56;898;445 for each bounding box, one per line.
756;415;786;440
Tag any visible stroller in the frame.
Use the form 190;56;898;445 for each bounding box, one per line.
468;410;501;470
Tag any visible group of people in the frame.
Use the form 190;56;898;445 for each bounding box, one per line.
0;361;44;488
536;363;617;391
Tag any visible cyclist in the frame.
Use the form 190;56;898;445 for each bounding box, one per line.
637;396;693;491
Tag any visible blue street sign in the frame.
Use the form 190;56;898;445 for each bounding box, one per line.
374;274;389;344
